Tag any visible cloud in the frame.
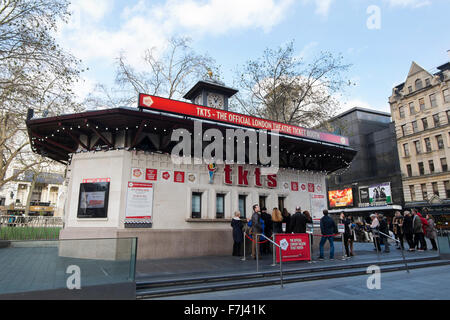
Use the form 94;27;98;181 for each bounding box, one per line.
384;0;432;8
301;0;334;17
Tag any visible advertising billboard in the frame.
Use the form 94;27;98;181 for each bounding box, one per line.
359;183;392;207
328;188;353;208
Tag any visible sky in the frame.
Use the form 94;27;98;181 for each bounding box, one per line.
56;0;450;115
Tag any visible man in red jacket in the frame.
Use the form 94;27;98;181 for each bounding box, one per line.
414;209;428;250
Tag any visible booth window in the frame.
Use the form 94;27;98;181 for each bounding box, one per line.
259;195;267;210
216;193;225;219
238;195;246;219
77;182;110;218
278;197;285;212
191;192;202;219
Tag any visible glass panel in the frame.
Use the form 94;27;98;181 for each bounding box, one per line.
238;195;246;218
192;193;201;218
0;238;137;296
216;194;224;218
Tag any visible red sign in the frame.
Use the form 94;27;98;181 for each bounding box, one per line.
146;169;157;181
275;233;311;262
291;181;299;191
138;94;349;146
82;178;110;183
174;171;185;183
308;183;315;193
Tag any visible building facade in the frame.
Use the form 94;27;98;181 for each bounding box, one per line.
389;61;450;227
323;107;403;218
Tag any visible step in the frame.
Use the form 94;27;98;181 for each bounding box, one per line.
136;255;439;290
136;259;450;299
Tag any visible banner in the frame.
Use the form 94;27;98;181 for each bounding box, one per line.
328;188;353;208
359;182;392;207
275;233;311;262
138;94;349;146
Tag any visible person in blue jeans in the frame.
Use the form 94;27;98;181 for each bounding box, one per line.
319;210;338;260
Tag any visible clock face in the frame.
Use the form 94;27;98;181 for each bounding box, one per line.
207;93;224;108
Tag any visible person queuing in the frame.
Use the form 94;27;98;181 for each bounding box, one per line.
282;208;291;233
231;211;245;256
369;213;381;252
303;210;314;245
290;206;307;234
425;214;438;251
393;211;404;250
403;211;415;251
271;208;283;234
260;207;272;255
250;204;263;259
412;209;427;251
378;214;390;253
318;210;337;261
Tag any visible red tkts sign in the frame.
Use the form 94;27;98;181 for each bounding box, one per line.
275;233;311;262
146;169;157;181
138;94;349;146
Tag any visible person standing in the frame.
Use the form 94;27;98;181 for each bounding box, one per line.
412;210;426;251
303;210;314;246
393;211;404;250
318;210;337;260
417;211;429;250
339;212;352;257
271;208;283;234
260;207;272;255
282;208;291;233
403;211;415;251
425;214;438;251
250;204;263;259
290;206;307;234
231;211;244;256
379;214;390;253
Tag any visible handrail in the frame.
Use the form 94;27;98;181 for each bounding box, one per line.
256;233;284;289
378;230;410;273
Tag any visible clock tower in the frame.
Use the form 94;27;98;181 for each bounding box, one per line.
183;78;238;111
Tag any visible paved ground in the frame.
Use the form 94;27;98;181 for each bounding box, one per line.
152;264;450;300
136;240;440;281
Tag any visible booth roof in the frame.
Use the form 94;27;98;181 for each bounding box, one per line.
26;106;356;171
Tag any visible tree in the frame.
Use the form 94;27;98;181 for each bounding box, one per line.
86;36;220;109
0;0;83;189
233;41;352;128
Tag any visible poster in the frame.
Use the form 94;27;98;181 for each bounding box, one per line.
328;188;353;208
146;169;158;181
79;191;105;209
160;170;172;182
367;183;392;206
275;233;311;262
131;168;145;181
174;171;185;183
125;182;153;223
310;194;327;221
291;181;299;191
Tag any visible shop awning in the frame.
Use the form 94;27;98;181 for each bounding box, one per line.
328;205;403;214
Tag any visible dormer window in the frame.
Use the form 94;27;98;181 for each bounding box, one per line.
415;79;423;91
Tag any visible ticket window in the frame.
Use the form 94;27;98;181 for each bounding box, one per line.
238;195;246;219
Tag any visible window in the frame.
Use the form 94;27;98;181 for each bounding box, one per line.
238;195;246;218
430;93;437;107
422;118;428;130
409;185;416;201
408;86;413;93
399;106;405;119
415;79;423;90
216;193;225;219
432;182;439;197
414;140;422;154
403;143;410;157
409;102;415;115
401;124;407;136
429;160;435;174
191;192;202;219
433;114;440;127
424;138;432;152
259;195;267;210
421;184;428;200
418;162;425;175
447;111;450;123
436;135;444;150
425;78;431;87
419;98;425;111
441;158;448;172
444;89;450;103
445;181;450;198
412;121;418;133
278;196;285;212
407;164;412;177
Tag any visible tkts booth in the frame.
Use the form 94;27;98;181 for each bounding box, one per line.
26;80;356;259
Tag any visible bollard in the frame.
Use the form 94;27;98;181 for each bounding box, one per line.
271;234;277;266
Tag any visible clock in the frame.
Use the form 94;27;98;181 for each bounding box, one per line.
207;93;224;109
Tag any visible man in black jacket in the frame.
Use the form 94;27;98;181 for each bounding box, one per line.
290;206;307;234
250;204;262;259
260;207;272;254
319;210;337;260
379;214;390;253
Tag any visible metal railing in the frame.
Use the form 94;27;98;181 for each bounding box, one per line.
256;233;284;288
376;230;410;273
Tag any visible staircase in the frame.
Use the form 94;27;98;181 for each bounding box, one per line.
136;255;450;299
